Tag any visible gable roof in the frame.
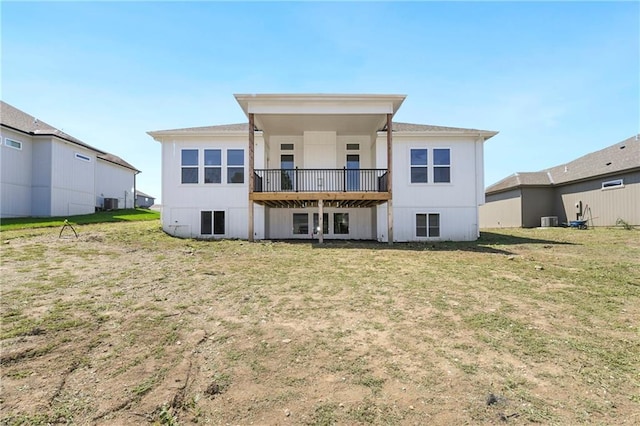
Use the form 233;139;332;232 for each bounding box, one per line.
135;190;155;199
1;101;140;172
148;121;497;137
486;135;640;194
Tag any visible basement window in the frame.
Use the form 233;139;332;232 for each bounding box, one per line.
602;179;623;190
334;213;350;234
293;213;308;235
75;153;91;162
201;210;225;235
416;213;440;238
4;138;22;150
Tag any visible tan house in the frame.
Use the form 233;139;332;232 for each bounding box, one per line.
480;135;640;228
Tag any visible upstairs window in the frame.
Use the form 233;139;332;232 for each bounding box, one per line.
227;149;244;183
410;149;428;183
75;153;91;162
181;149;198;184
204;149;222;184
4;138;22;150
433;149;451;183
602;179;623;190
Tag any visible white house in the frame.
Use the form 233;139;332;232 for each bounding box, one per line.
0;101;140;218
148;94;497;242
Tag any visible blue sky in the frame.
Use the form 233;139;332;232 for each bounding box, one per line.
2;1;638;203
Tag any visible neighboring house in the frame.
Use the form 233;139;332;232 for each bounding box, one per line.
480;135;640;228
1;101;140;218
135;190;155;208
148;94;497;242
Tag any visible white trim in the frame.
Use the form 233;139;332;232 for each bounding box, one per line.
409;147;429;184
4;138;22;150
180;148;199;185
75;152;92;162
602;178;624;190
415;212;441;239
200;209;227;237
433;147;452;184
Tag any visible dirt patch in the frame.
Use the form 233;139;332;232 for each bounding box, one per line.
1;222;639;424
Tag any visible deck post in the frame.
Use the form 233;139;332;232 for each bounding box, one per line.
386;114;393;244
248;113;255;242
318;199;324;244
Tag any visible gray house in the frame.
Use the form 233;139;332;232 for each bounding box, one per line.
1;101;140;217
135;190;155;208
480;135;639;228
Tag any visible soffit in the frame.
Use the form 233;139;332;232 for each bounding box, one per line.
235;94;406;136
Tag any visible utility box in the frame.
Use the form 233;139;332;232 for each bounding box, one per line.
104;198;119;211
541;216;558;227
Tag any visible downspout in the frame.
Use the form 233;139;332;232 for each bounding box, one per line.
133;170;140;208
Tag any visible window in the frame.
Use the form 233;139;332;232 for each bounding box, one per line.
416;213;440;237
201;211;212;235
293;213;308;235
428;213;440;237
75;153;91;162
204;149;221;184
346;143;360;151
602;179;623;190
433;149;451;183
4;138;22;150
410;149;428;183
416;214;427;237
227;149;244;183
313;213;329;234
334;213;349;234
281;143;294;150
181;149;198;184
201;211;225;235
213;211;225;235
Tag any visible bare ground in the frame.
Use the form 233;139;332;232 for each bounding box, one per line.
1;222;639;425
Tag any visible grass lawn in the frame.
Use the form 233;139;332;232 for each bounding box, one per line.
0;208;159;231
1;221;638;425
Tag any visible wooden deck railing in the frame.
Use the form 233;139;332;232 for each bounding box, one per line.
253;168;388;193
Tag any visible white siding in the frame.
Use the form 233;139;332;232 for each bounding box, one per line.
95;160;135;209
157;129;485;242
303;131;337;168
50;140;95;216
0;129;32;217
377;134;484;241
266;207;374;240
380;204;479;242
31;138;53;216
160;134;264;239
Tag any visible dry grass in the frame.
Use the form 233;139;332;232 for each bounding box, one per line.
1;221;639;425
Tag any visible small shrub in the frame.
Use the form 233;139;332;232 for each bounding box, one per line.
616;218;635;230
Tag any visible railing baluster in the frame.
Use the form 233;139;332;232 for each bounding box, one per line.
253;169;389;193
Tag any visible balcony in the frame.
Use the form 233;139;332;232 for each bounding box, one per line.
251;168;390;208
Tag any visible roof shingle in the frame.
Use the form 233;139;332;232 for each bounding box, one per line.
149;121;496;136
486;135;640;194
1;101;139;172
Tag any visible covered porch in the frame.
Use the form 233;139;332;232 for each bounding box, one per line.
235;93;405;243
